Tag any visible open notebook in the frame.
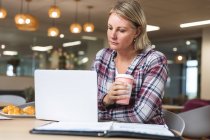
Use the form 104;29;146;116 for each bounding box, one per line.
30;121;183;140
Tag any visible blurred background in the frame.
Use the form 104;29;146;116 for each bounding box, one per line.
1;0;210;105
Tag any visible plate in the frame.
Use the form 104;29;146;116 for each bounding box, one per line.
0;111;35;118
0;102;35;118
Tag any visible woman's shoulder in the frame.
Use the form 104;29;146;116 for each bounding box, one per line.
96;48;115;58
144;47;167;63
145;47;167;59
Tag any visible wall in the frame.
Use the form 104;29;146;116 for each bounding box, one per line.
0;75;34;91
201;27;210;99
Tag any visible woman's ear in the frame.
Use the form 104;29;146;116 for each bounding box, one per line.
134;26;141;38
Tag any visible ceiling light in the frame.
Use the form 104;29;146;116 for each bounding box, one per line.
177;55;183;61
83;23;94;32
32;46;53;52
48;26;59;37
15;14;39;31
70;0;82;33
173;47;177;52
83;6;94;32
0;7;6;19
48;0;61;18
81;36;97;41
14;0;39;31
3;51;18;56
1;44;6;49
70;23;82;33
186;41;191;45
180;20;210;28
59;34;64;38
175;55;186;64
146;25;160;32
63;41;81;47
0;0;7;19
78;51;84;55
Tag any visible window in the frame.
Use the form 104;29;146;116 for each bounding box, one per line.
186;60;198;99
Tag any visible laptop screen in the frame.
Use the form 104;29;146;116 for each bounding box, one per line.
34;70;98;122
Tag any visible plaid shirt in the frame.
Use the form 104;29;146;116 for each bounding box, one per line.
92;47;168;124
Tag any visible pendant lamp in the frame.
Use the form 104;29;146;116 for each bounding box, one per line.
48;19;59;37
0;0;7;19
48;26;59;37
14;0;39;31
83;6;94;32
48;0;61;18
69;0;82;33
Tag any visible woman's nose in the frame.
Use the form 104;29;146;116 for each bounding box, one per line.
110;30;117;39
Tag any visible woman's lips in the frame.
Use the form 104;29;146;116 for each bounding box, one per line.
110;41;118;45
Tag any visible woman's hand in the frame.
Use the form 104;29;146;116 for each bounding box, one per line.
103;81;130;106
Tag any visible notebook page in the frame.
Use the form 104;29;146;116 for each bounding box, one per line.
111;122;174;137
35;121;113;132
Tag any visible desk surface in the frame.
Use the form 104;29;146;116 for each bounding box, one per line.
162;104;184;110
0;118;144;140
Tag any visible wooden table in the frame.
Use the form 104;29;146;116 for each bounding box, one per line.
162;104;184;113
0;118;145;140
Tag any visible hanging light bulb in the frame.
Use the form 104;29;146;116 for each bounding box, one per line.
14;0;39;31
15;14;39;31
0;8;7;19
70;23;82;33
69;0;82;33
48;19;59;37
83;6;94;32
0;0;7;19
48;0;61;18
83;22;94;32
48;26;59;37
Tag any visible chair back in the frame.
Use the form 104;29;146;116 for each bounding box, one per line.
0;95;26;106
179;105;210;138
163;109;185;135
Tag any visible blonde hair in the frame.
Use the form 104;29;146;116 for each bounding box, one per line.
110;0;151;51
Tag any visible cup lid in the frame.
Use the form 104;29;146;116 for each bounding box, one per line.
115;74;134;80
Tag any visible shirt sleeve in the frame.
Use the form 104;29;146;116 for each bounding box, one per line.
91;49;113;115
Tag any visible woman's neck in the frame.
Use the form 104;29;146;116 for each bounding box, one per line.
116;49;137;62
115;49;137;74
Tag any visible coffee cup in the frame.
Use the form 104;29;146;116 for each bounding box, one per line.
115;74;134;105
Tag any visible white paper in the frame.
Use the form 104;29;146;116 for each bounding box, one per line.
35;121;174;137
111;122;174;136
36;121;113;132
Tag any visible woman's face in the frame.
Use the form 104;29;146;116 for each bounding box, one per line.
107;13;139;51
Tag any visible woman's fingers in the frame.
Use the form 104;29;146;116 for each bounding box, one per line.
104;81;130;106
112;81;128;91
108;82;130;98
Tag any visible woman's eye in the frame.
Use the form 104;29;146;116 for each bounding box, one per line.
119;29;126;33
108;27;112;30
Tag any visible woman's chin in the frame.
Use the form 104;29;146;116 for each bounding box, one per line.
109;45;119;50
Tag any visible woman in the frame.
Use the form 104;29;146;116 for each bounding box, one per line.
92;0;168;124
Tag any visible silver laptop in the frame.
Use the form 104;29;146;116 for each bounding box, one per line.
34;70;98;122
